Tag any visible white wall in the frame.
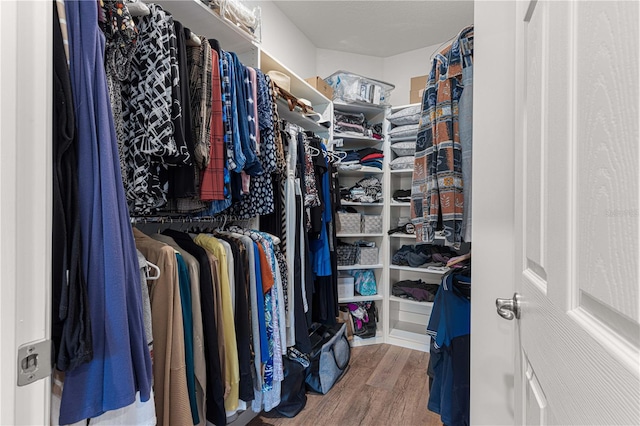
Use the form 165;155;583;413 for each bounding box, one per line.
382;44;441;106
246;0;317;79
251;1;455;107
315;48;384;81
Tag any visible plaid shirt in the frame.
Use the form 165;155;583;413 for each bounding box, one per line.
411;26;473;248
219;51;237;171
200;49;226;200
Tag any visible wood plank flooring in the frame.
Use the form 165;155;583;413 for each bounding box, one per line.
247;344;442;426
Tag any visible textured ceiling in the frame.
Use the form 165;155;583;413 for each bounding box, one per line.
272;0;474;57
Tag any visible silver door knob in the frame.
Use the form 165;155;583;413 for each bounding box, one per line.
496;293;521;320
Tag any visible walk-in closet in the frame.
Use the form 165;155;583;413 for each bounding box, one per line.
3;1;639;426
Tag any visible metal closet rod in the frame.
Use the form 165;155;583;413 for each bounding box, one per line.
129;214;253;224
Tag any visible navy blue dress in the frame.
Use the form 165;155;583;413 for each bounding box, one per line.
60;1;153;423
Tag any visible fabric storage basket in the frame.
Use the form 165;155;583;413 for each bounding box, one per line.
336;244;359;266
357;247;379;265
362;215;382;234
336;212;362;234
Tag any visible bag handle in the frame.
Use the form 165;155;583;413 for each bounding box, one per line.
329;334;350;370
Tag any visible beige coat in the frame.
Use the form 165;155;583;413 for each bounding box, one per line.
133;229;191;426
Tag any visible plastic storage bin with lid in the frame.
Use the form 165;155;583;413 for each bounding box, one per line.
324;70;395;106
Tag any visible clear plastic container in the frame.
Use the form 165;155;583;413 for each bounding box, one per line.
325;71;395;106
205;0;262;42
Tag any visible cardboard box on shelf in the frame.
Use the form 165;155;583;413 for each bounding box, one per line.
410;88;425;104
410;74;428;104
410;74;428;92
305;76;334;100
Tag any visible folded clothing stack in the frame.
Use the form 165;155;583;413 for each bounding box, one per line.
388;105;420;144
392;279;440;302
387;105;420;171
392;189;411;203
388;123;419;141
392;244;459;268
388;104;421;127
392;244;433;267
336;147;384;171
334;111;383;139
340;176;383;203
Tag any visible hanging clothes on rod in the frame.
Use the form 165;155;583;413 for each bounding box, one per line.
53;0;341;423
55;1;153;424
159;229;227;425
427;264;471;426
410;25;474;248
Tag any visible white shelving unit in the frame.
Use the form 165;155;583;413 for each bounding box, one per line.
382;103;440;353
334;100;388;348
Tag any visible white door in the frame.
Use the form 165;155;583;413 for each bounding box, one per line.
512;0;640;424
0;1;52;424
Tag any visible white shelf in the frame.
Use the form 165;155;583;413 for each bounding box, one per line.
390;202;411;207
336;168;384;176
154;0;257;55
336;233;384;238
389;295;434;307
340;201;384;206
390;102;421;112
338;264;383;270
388;321;430;351
334;101;387;116
350;334;385;347
389;265;449;275
390;320;429;338
389;168;414;174
260;49;330;106
389;233;447;243
389;135;418;143
338;294;384;303
334;132;382;143
390;233;416;239
275;98;329;133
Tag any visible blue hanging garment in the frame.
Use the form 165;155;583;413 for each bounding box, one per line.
60;1;153;423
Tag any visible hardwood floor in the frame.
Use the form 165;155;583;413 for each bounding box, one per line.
247;344;442;426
